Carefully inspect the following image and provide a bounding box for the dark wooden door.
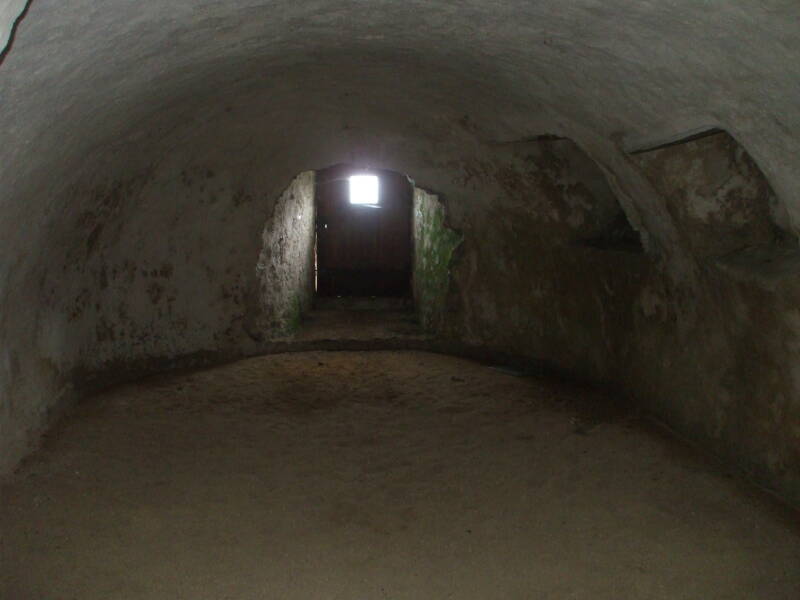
[316,165,412,297]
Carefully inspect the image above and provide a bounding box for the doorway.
[315,164,413,297]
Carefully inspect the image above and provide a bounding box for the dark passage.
[315,165,412,297]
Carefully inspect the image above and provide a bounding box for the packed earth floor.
[2,350,799,599]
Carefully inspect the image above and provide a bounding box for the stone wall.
[412,187,461,331]
[632,132,790,259]
[256,171,315,336]
[3,0,800,515]
[3,122,798,511]
[0,153,314,478]
[421,133,800,506]
[626,132,800,505]
[441,140,644,377]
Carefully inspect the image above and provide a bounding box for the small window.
[349,174,379,205]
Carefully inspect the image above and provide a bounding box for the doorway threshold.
[314,296,411,311]
[277,297,427,344]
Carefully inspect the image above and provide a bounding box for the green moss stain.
[413,189,462,332]
[282,293,304,334]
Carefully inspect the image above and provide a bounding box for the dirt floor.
[2,350,799,599]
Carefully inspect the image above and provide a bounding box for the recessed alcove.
[630,129,797,281]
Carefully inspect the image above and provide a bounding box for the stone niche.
[631,130,796,282]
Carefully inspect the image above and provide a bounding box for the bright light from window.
[349,175,379,205]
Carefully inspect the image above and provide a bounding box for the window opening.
[349,174,379,205]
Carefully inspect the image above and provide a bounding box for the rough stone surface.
[424,135,800,506]
[631,132,791,260]
[0,155,311,477]
[256,171,315,337]
[1,0,800,511]
[412,187,462,332]
[427,138,648,376]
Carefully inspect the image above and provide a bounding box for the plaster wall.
[421,134,800,506]
[0,151,315,477]
[2,0,800,509]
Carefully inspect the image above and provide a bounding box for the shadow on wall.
[3,127,800,511]
[419,130,800,507]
